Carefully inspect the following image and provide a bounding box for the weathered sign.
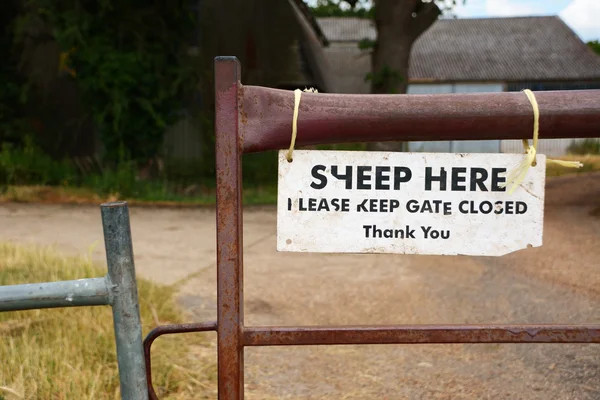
[277,150,545,256]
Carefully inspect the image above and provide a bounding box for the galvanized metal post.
[215,56,245,399]
[101,201,149,400]
[0,277,110,311]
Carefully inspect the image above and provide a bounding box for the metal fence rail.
[0,202,148,400]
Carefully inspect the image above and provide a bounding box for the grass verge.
[0,155,598,208]
[0,242,216,399]
[0,185,276,207]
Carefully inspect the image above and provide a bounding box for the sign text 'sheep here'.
[277,150,545,256]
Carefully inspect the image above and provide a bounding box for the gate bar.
[214,56,600,400]
[0,277,110,311]
[215,57,245,399]
[144,321,217,400]
[240,86,600,153]
[244,325,600,346]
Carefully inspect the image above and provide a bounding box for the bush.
[0,137,77,185]
[567,138,600,155]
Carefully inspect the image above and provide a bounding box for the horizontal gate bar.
[0,277,110,311]
[240,87,600,153]
[243,325,600,346]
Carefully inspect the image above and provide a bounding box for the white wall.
[407,83,504,153]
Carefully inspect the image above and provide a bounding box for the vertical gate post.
[215,56,245,399]
[101,202,149,400]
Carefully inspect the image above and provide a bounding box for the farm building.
[163,0,336,162]
[13,0,334,161]
[317,16,600,155]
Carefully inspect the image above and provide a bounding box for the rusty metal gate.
[141,56,600,399]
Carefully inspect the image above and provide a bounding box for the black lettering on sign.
[470,168,488,191]
[480,201,493,214]
[330,198,351,212]
[375,167,391,190]
[425,167,447,191]
[494,201,503,214]
[364,225,415,238]
[491,168,507,192]
[357,199,368,212]
[331,198,340,211]
[451,167,467,191]
[422,226,450,239]
[332,165,353,189]
[317,198,329,211]
[356,199,400,212]
[505,201,514,214]
[310,165,327,189]
[357,166,372,190]
[394,167,412,190]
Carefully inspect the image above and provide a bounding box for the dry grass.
[0,242,216,400]
[0,186,113,205]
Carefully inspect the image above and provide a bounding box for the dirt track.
[1,173,599,399]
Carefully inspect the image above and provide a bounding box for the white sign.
[277,150,545,256]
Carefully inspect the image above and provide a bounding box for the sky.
[452,0,600,41]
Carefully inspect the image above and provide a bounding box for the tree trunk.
[367,0,440,152]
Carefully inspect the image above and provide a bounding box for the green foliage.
[365,65,404,93]
[310,0,373,18]
[358,38,376,50]
[568,138,600,155]
[0,1,33,147]
[27,0,200,165]
[0,136,77,185]
[588,40,600,55]
[81,161,142,198]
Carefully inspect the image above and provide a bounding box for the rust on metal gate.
[142,56,600,399]
[215,57,245,400]
[239,86,600,153]
[243,325,600,346]
[144,322,217,400]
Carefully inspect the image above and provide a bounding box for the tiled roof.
[317,16,600,83]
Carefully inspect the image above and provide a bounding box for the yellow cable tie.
[500,89,583,194]
[286,88,318,162]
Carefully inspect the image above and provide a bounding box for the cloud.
[486,0,542,16]
[452,0,486,18]
[560,0,600,40]
[453,0,555,18]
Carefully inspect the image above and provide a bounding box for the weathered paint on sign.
[277,150,545,256]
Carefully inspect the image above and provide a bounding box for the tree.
[311,0,372,18]
[309,0,462,150]
[22,0,200,167]
[588,40,600,55]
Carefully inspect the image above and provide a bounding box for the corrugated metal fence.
[501,138,596,157]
